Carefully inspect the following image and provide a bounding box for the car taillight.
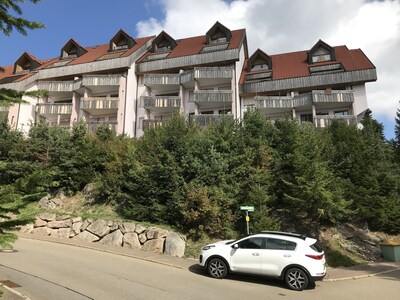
[305,254,324,260]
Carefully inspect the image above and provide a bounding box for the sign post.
[240,206,254,235]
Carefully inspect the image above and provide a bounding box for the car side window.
[265,238,296,251]
[237,237,265,249]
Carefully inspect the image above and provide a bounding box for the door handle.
[252,253,260,256]
[284,254,292,258]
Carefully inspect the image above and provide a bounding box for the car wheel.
[284,267,309,291]
[207,258,228,279]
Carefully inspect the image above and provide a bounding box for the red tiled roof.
[240,45,376,84]
[137,29,246,62]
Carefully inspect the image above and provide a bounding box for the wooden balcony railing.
[81,97,119,109]
[255,96,292,109]
[143,119,166,130]
[37,81,77,92]
[86,121,118,133]
[194,67,233,79]
[192,114,233,126]
[312,90,354,103]
[142,96,181,109]
[293,93,313,107]
[143,74,180,86]
[314,115,357,128]
[193,90,232,103]
[36,103,72,115]
[82,74,121,86]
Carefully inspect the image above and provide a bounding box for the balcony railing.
[81,97,119,110]
[36,103,72,115]
[179,70,194,84]
[142,96,181,109]
[255,96,292,109]
[314,115,357,128]
[312,90,354,103]
[193,90,232,103]
[143,119,166,130]
[192,114,233,126]
[47,121,71,128]
[82,74,121,86]
[37,81,77,92]
[294,93,313,107]
[143,74,180,86]
[86,121,118,133]
[194,67,233,79]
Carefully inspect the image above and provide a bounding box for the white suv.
[199,231,326,291]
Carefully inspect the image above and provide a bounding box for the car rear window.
[309,242,323,253]
[266,238,297,251]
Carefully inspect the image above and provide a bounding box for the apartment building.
[0,23,376,136]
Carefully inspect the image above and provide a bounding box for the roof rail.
[259,231,307,240]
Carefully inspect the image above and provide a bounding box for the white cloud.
[136,0,400,138]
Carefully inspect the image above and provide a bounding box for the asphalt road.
[0,238,399,300]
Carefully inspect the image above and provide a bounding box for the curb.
[0,283,31,300]
[323,266,400,282]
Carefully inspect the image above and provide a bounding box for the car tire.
[207,258,228,279]
[284,267,309,291]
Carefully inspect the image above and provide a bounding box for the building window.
[156,41,172,52]
[311,48,331,63]
[211,36,227,44]
[334,110,349,116]
[251,63,269,71]
[300,114,313,123]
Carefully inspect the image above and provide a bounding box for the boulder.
[142,238,165,253]
[81,219,92,232]
[19,224,34,234]
[57,228,72,239]
[32,227,51,236]
[47,219,72,229]
[72,221,83,235]
[34,217,48,227]
[146,227,168,240]
[74,231,100,243]
[122,222,136,234]
[83,183,96,204]
[138,233,147,244]
[56,215,70,221]
[86,220,110,238]
[72,216,82,223]
[38,213,56,222]
[164,232,186,257]
[123,232,141,249]
[101,230,123,246]
[135,224,146,234]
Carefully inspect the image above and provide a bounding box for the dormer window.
[109,29,136,52]
[247,49,272,73]
[60,39,87,59]
[151,31,177,53]
[206,21,232,45]
[13,52,41,74]
[308,40,335,64]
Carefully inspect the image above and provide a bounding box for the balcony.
[86,121,118,133]
[142,96,181,113]
[194,67,233,79]
[143,119,166,130]
[143,74,180,90]
[192,114,233,126]
[255,96,292,109]
[81,97,119,116]
[36,103,72,115]
[37,81,78,92]
[314,115,357,128]
[193,90,232,110]
[82,74,121,86]
[294,93,313,107]
[180,67,233,88]
[312,90,354,103]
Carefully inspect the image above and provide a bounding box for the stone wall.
[20,213,186,257]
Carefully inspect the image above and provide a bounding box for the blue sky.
[1,0,398,140]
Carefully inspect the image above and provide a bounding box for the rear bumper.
[310,272,326,282]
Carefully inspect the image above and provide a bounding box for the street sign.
[240,206,254,212]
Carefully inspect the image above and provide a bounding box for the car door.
[261,238,297,276]
[229,237,266,275]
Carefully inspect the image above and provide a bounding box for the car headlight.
[202,245,215,251]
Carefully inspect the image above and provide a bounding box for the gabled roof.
[60,38,88,59]
[109,29,136,51]
[151,31,177,52]
[308,39,336,64]
[247,48,272,72]
[206,21,232,44]
[13,51,42,74]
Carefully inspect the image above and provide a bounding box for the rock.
[74,231,100,243]
[83,183,96,204]
[145,227,168,240]
[123,232,141,249]
[142,238,165,253]
[86,220,110,238]
[57,228,72,238]
[138,233,147,244]
[38,213,56,222]
[101,230,123,246]
[164,232,186,257]
[20,224,34,233]
[72,217,82,223]
[56,215,70,221]
[47,219,72,229]
[34,217,48,227]
[108,221,119,231]
[72,221,83,235]
[32,227,51,236]
[81,219,92,232]
[122,222,136,233]
[135,224,146,234]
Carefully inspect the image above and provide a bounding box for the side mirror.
[232,244,239,249]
